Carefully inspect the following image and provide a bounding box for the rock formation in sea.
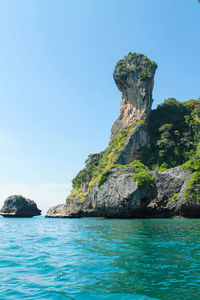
[0,195,41,217]
[110,52,157,143]
[46,52,200,219]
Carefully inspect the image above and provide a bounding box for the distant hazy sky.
[0,0,199,213]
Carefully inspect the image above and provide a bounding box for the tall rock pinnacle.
[110,52,157,143]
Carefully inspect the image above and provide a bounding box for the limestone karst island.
[1,1,200,299]
[46,52,200,219]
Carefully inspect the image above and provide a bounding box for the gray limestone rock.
[45,52,200,219]
[147,168,200,218]
[46,203,82,218]
[84,168,157,218]
[110,53,157,143]
[115,123,150,164]
[46,167,157,218]
[166,171,200,218]
[46,167,200,219]
[0,195,41,217]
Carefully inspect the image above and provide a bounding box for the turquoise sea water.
[0,217,200,300]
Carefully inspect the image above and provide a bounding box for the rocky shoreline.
[2,52,199,220]
[46,166,200,219]
[45,52,200,219]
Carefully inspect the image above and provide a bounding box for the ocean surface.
[0,217,200,300]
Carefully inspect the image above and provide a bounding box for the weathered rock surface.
[108,53,157,164]
[85,168,156,218]
[115,123,150,164]
[47,166,157,218]
[46,203,82,218]
[110,53,157,143]
[0,195,41,217]
[46,167,200,219]
[147,168,193,217]
[46,52,200,219]
[166,172,200,218]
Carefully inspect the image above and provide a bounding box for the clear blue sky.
[0,0,199,212]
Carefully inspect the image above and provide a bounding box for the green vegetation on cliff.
[115,52,157,81]
[130,162,154,188]
[54,51,200,216]
[180,156,200,174]
[97,169,112,188]
[141,98,200,170]
[72,153,103,189]
[115,160,154,188]
[72,125,135,190]
[184,172,200,204]
[71,98,200,203]
[70,125,138,202]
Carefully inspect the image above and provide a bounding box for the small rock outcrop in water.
[0,195,41,217]
[46,51,200,219]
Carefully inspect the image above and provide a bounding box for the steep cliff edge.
[46,52,200,218]
[110,53,157,164]
[110,52,157,143]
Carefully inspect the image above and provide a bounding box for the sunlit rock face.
[46,52,200,219]
[110,52,157,143]
[46,52,159,218]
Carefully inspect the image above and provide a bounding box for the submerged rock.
[0,195,41,217]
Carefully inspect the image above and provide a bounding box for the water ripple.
[0,217,200,299]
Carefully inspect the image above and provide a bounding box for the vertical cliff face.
[110,52,157,143]
[46,52,200,219]
[46,52,159,218]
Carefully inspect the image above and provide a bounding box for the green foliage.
[179,157,200,174]
[169,193,179,202]
[158,163,168,171]
[71,97,200,202]
[117,171,127,175]
[110,160,155,188]
[17,195,26,199]
[72,153,103,188]
[72,126,135,189]
[128,160,149,171]
[141,98,200,169]
[115,52,157,81]
[196,141,200,157]
[128,160,155,188]
[132,171,154,188]
[97,169,111,188]
[69,189,88,203]
[139,70,149,81]
[184,172,200,204]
